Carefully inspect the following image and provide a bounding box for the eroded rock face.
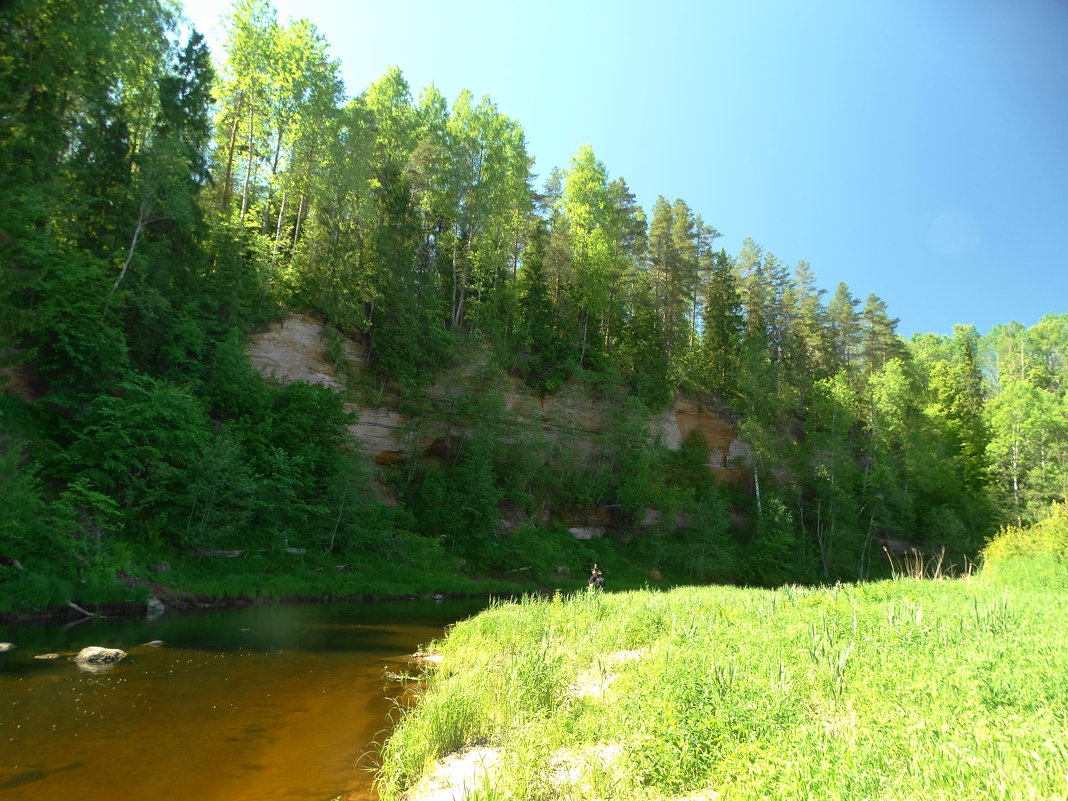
[246,316,752,491]
[567,526,606,540]
[247,316,413,461]
[74,646,127,666]
[246,315,361,390]
[504,380,608,439]
[653,399,752,484]
[347,405,411,461]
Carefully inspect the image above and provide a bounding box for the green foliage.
[0,438,70,565]
[497,524,593,580]
[680,489,739,582]
[0,569,76,612]
[744,494,799,586]
[57,376,208,535]
[982,315,1068,522]
[414,429,503,555]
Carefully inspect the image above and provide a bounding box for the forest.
[1,0,1066,611]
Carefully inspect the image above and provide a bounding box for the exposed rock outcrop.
[74,646,127,666]
[245,316,754,536]
[653,399,752,484]
[246,315,361,389]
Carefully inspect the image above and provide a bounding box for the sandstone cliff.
[247,315,752,515]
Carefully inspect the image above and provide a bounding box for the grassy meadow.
[374,508,1068,800]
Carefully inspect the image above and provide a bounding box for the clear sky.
[181,0,1068,337]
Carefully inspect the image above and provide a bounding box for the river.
[0,598,488,800]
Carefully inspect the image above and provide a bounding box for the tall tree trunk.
[261,129,286,234]
[221,96,244,212]
[327,496,345,552]
[240,103,256,220]
[451,233,471,330]
[579,309,589,367]
[1011,430,1021,520]
[859,512,875,579]
[103,198,158,319]
[292,194,306,245]
[451,238,460,328]
[272,190,288,259]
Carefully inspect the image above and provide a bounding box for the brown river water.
[0,598,487,801]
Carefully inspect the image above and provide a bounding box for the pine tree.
[859,293,906,374]
[698,249,743,398]
[827,281,861,372]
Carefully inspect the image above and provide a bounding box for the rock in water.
[146,595,165,619]
[0,642,14,653]
[74,646,127,665]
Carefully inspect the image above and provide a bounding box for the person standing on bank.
[588,564,604,589]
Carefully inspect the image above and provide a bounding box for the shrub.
[981,503,1068,588]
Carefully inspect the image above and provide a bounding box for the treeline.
[1,0,1065,604]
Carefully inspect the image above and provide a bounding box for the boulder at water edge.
[74,646,127,665]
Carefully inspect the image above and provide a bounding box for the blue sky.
[182,0,1068,337]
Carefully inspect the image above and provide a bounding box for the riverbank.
[375,549,1068,799]
[0,538,695,624]
[0,555,535,625]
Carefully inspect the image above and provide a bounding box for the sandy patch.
[409,651,443,664]
[570,649,645,699]
[405,747,500,801]
[549,743,624,787]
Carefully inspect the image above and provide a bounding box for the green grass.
[374,512,1068,800]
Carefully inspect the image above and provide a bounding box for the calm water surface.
[0,598,487,801]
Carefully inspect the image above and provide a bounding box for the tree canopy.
[1,0,1064,606]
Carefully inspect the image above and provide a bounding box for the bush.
[499,524,592,580]
[743,495,798,586]
[981,503,1068,588]
[982,503,1068,563]
[0,568,74,612]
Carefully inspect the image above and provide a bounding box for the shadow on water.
[0,763,83,790]
[0,598,487,801]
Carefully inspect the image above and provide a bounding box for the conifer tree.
[827,281,861,371]
[698,249,743,398]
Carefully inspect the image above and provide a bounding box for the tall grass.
[375,510,1068,800]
